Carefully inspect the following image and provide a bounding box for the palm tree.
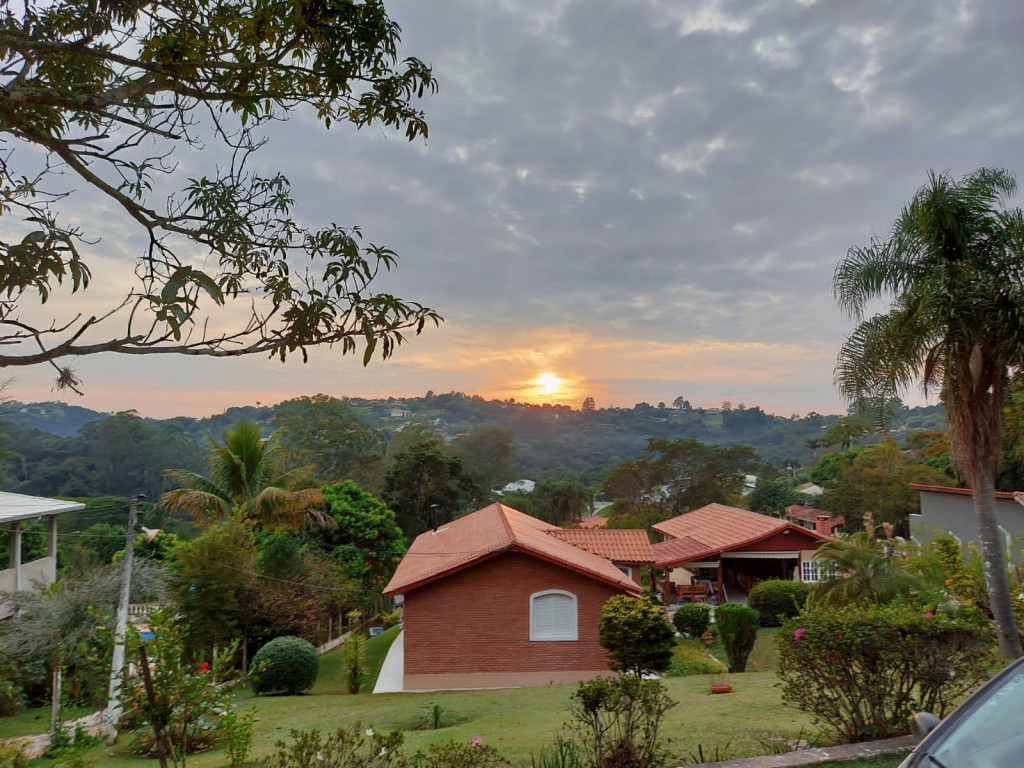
[160,421,330,529]
[808,532,917,608]
[834,167,1024,658]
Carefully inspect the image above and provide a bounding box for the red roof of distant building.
[651,503,828,568]
[579,515,609,528]
[546,528,654,565]
[785,504,844,531]
[384,503,643,597]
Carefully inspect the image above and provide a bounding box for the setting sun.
[535,372,562,395]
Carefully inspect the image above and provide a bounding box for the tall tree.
[383,441,478,537]
[160,421,329,530]
[0,0,439,392]
[273,395,386,490]
[448,425,517,497]
[834,167,1024,658]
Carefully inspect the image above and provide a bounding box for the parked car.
[899,656,1024,768]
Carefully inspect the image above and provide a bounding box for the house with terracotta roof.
[650,503,830,605]
[909,484,1024,563]
[578,514,609,529]
[383,502,646,691]
[784,504,844,536]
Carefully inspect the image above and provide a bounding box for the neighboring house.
[785,504,844,536]
[383,502,642,691]
[794,482,825,497]
[650,503,831,604]
[909,484,1024,563]
[578,515,609,529]
[1,492,85,618]
[499,479,536,495]
[545,528,653,582]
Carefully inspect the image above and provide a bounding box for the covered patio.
[649,503,831,606]
[1,492,85,618]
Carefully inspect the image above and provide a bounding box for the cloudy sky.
[7,0,1024,418]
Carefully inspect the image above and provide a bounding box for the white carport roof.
[0,492,85,524]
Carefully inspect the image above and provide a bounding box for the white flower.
[365,728,375,736]
[380,747,387,756]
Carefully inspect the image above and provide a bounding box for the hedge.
[747,579,810,627]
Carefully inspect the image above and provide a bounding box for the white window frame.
[530,590,578,641]
[616,565,633,579]
[801,559,837,584]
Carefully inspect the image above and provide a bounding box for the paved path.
[689,734,916,768]
[373,629,404,693]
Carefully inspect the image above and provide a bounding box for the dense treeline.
[1,394,950,501]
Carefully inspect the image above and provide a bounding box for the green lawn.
[1,628,893,767]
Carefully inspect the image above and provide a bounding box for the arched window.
[530,590,578,641]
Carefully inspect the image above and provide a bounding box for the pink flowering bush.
[777,604,993,743]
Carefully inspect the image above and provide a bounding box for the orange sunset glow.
[535,372,562,395]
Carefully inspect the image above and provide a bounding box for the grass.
[0,704,95,739]
[0,627,879,767]
[41,670,819,767]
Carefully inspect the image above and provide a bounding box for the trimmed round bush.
[672,603,712,637]
[251,636,319,695]
[747,579,810,627]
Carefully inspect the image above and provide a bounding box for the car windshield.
[926,665,1024,768]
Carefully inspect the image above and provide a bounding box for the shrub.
[0,740,27,768]
[216,708,257,768]
[777,604,994,743]
[342,632,367,694]
[408,740,509,768]
[598,596,675,676]
[251,636,319,695]
[261,724,404,768]
[672,603,712,637]
[568,677,676,768]
[747,580,810,627]
[260,725,506,768]
[714,603,759,673]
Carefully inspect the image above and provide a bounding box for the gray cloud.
[10,0,1024,415]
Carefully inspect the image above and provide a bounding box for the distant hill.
[2,401,108,437]
[1,394,948,485]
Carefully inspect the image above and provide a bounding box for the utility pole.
[105,494,142,743]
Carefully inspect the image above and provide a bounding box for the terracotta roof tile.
[650,503,828,567]
[579,515,609,528]
[384,503,642,597]
[546,528,654,564]
[651,536,710,568]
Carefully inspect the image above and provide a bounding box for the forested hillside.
[1,394,948,501]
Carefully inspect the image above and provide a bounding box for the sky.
[6,0,1024,419]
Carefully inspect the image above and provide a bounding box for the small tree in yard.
[714,603,759,673]
[599,596,675,676]
[122,610,237,768]
[568,676,676,768]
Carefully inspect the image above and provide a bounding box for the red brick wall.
[403,551,622,676]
